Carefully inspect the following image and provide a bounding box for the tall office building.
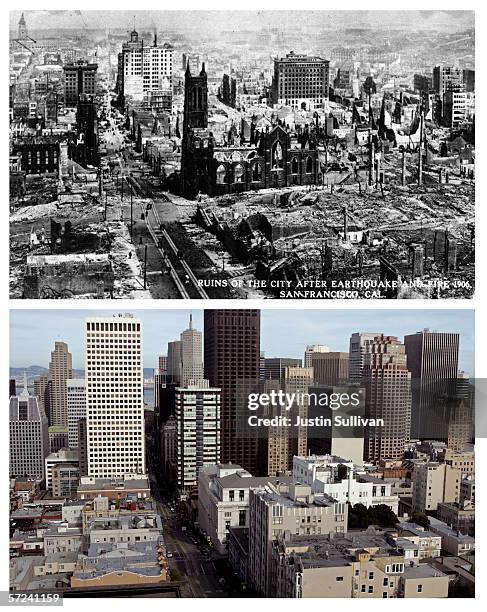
[204,310,261,474]
[281,366,313,466]
[9,375,49,479]
[154,368,168,414]
[433,65,464,96]
[311,352,349,386]
[85,314,145,478]
[362,335,412,463]
[262,357,301,381]
[34,373,52,424]
[167,340,182,384]
[404,329,459,440]
[66,379,86,449]
[158,355,168,371]
[304,344,329,368]
[118,30,174,101]
[272,52,329,110]
[180,314,204,386]
[348,332,380,382]
[48,342,73,427]
[9,378,16,398]
[63,60,98,106]
[175,381,221,494]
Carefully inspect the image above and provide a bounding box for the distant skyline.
[10,309,474,375]
[9,10,474,33]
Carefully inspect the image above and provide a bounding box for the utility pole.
[418,109,424,186]
[401,149,406,186]
[368,136,374,187]
[144,244,147,289]
[130,185,133,239]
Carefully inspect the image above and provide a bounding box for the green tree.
[348,503,369,529]
[372,504,398,528]
[411,512,430,530]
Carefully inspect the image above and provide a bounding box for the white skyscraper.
[9,374,49,479]
[85,314,145,478]
[67,379,86,448]
[180,314,204,387]
[121,30,174,100]
[304,344,330,368]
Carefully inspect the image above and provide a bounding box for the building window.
[336,576,344,582]
[306,156,313,174]
[272,142,284,169]
[216,164,226,184]
[234,163,244,183]
[252,163,262,182]
[291,157,299,174]
[417,584,423,593]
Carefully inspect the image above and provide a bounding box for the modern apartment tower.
[404,330,460,440]
[85,314,145,478]
[204,310,261,474]
[175,381,221,494]
[362,335,412,463]
[9,375,49,479]
[48,341,73,427]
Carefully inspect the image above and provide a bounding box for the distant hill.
[10,367,154,384]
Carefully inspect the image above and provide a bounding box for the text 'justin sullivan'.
[247,415,384,428]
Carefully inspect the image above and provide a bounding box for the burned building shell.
[181,64,320,199]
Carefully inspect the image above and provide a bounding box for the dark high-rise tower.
[404,329,460,440]
[204,310,261,474]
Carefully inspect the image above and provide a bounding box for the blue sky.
[10,309,475,375]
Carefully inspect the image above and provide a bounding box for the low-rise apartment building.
[248,482,347,596]
[198,463,292,554]
[293,455,399,513]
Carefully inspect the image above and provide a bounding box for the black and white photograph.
[9,10,475,300]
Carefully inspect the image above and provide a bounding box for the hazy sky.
[9,10,474,33]
[10,309,474,374]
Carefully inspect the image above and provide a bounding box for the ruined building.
[180,64,320,199]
